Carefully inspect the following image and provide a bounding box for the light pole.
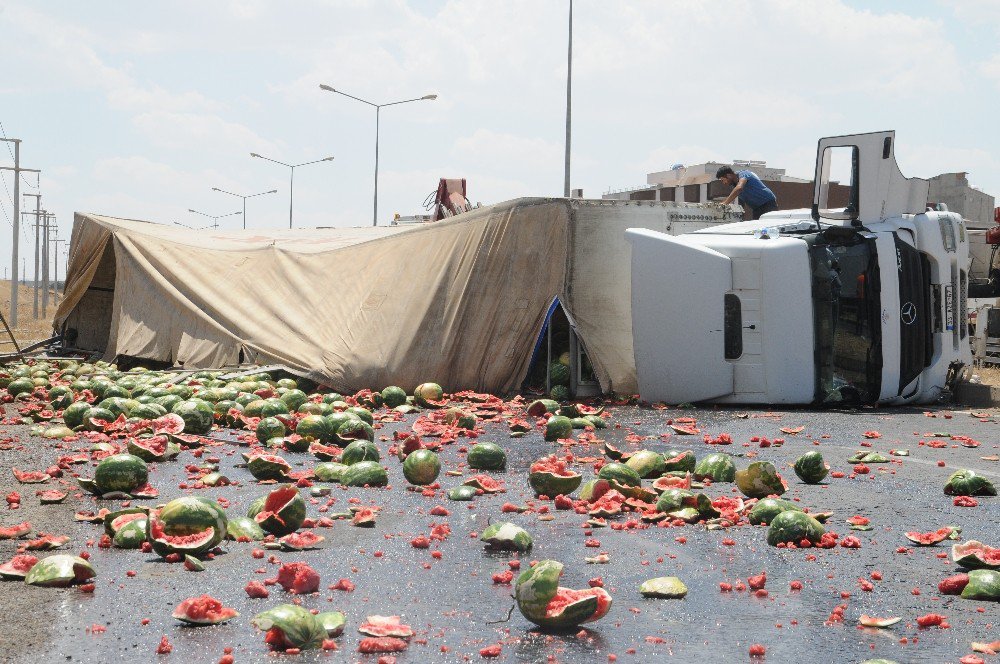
[319,84,437,226]
[564,0,573,198]
[249,153,334,229]
[211,187,277,229]
[186,209,242,230]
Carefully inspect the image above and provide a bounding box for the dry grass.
[0,279,58,349]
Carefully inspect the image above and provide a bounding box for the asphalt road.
[0,401,998,664]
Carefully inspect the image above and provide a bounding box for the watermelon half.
[515,559,612,630]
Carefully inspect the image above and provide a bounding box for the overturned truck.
[54,198,741,397]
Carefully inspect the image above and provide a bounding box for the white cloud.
[130,111,282,155]
[981,53,1000,87]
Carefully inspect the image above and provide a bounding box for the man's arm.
[721,177,748,205]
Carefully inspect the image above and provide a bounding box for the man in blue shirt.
[716,166,778,220]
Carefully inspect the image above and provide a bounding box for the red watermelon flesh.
[109,512,147,534]
[172,595,238,625]
[905,528,953,546]
[133,436,168,456]
[0,554,38,579]
[546,586,613,623]
[278,531,324,550]
[150,520,216,550]
[276,562,320,594]
[0,522,32,539]
[359,615,414,638]
[530,455,578,477]
[12,468,49,484]
[358,637,409,653]
[153,414,185,434]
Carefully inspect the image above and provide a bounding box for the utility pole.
[23,194,41,318]
[0,138,40,329]
[52,235,64,305]
[41,213,53,319]
[563,0,573,198]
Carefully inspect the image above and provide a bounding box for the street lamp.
[319,84,437,226]
[250,153,334,228]
[186,208,242,230]
[211,187,278,229]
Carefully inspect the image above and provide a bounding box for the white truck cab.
[627,131,971,406]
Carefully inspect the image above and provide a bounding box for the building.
[603,159,850,216]
[927,172,996,228]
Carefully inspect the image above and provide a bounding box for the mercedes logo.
[900,301,917,325]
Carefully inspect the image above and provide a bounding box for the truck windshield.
[808,232,882,404]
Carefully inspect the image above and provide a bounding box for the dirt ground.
[0,279,58,348]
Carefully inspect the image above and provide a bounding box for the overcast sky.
[1,0,999,279]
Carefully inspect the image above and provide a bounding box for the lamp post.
[210,187,277,229]
[249,153,334,228]
[186,209,242,230]
[318,84,436,226]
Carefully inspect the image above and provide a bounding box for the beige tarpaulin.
[55,197,740,394]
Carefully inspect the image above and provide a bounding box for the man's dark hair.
[716,166,735,179]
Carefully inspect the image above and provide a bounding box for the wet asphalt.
[0,402,998,664]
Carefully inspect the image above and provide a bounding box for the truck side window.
[724,294,743,360]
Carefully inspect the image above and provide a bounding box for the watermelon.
[413,382,445,408]
[126,435,179,463]
[279,531,325,551]
[380,386,408,408]
[62,401,92,429]
[447,485,477,501]
[694,453,736,482]
[467,442,507,471]
[335,419,375,445]
[226,516,266,541]
[402,449,441,486]
[247,454,292,481]
[960,569,1000,601]
[625,450,665,479]
[171,400,213,435]
[24,554,96,587]
[515,559,611,630]
[317,611,346,638]
[549,362,570,387]
[481,522,533,552]
[952,541,1000,570]
[276,562,320,594]
[340,461,388,487]
[748,498,803,525]
[345,406,374,425]
[313,462,348,482]
[252,604,326,651]
[904,527,956,546]
[256,417,286,444]
[662,449,696,473]
[295,415,330,443]
[280,389,308,411]
[527,399,559,417]
[103,508,148,538]
[529,455,583,497]
[93,454,149,495]
[254,485,306,537]
[793,451,829,484]
[113,519,148,549]
[544,416,573,441]
[442,407,476,430]
[766,510,825,546]
[342,440,380,466]
[735,461,786,499]
[259,398,289,418]
[358,615,414,638]
[597,462,641,488]
[0,554,38,580]
[147,496,227,557]
[944,469,997,497]
[639,576,688,598]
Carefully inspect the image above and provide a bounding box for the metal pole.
[22,193,41,318]
[564,0,573,198]
[41,213,49,318]
[11,140,19,328]
[242,197,247,230]
[53,236,62,305]
[289,166,294,229]
[373,106,380,227]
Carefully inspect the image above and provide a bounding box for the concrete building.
[604,160,849,218]
[927,172,996,228]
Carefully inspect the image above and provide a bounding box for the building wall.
[927,173,995,227]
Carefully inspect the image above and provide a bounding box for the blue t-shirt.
[736,170,776,208]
